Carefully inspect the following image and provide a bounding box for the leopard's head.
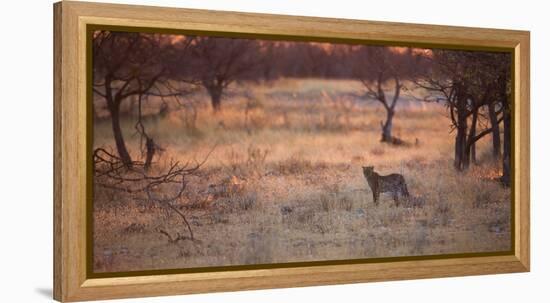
[362,166,374,176]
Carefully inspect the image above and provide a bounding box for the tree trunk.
[104,76,133,166]
[207,85,223,112]
[468,142,477,165]
[144,137,156,171]
[454,132,466,171]
[454,93,468,171]
[502,98,511,187]
[470,141,476,165]
[381,108,394,142]
[488,101,501,159]
[109,105,133,166]
[466,107,479,167]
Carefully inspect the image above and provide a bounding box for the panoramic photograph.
[91,30,512,273]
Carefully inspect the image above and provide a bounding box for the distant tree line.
[92,31,512,185]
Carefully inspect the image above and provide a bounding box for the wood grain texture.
[514,33,530,270]
[53,2,63,300]
[53,1,530,301]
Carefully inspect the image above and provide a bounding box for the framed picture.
[53,1,530,301]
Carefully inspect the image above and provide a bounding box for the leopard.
[362,166,409,206]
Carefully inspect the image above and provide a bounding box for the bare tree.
[93,31,194,166]
[413,50,511,173]
[414,50,475,170]
[189,37,262,112]
[93,145,216,241]
[353,46,414,143]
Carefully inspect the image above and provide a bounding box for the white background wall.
[0,0,547,302]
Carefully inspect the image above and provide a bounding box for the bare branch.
[93,144,217,242]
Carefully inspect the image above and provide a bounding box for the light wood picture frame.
[53,1,530,302]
